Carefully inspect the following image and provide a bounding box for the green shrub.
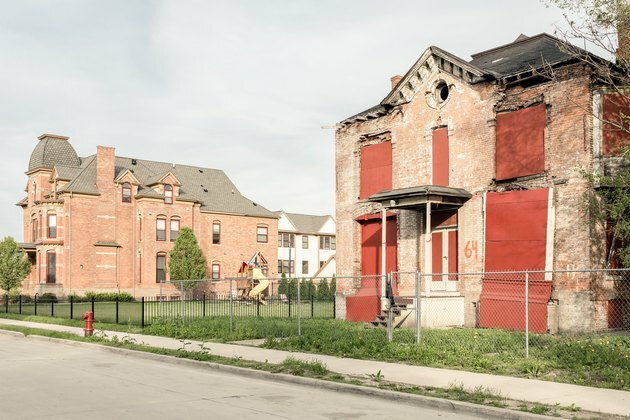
[83,291,135,302]
[38,293,58,303]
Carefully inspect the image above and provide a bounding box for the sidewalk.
[0,318,628,417]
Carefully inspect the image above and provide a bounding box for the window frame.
[47,214,57,239]
[302,260,309,274]
[46,251,56,284]
[211,263,221,280]
[170,218,180,242]
[257,225,268,243]
[156,253,167,283]
[212,222,221,245]
[32,218,38,242]
[122,182,132,203]
[164,184,173,204]
[302,235,308,249]
[156,217,167,241]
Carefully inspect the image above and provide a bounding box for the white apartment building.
[276,211,336,278]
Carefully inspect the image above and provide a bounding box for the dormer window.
[164,184,173,204]
[122,182,132,203]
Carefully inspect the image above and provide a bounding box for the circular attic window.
[435,81,450,104]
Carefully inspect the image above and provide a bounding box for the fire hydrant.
[82,311,94,337]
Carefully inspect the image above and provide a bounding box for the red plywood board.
[360,142,392,198]
[432,128,449,186]
[602,94,630,156]
[479,279,551,332]
[496,104,546,180]
[346,294,380,322]
[485,189,549,272]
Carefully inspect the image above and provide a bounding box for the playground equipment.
[248,268,270,303]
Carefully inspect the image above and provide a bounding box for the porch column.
[424,202,432,295]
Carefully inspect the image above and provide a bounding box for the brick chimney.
[390,75,403,90]
[617,7,629,65]
[96,146,115,192]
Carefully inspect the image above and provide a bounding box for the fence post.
[311,293,314,318]
[70,295,73,320]
[91,296,95,317]
[387,274,393,343]
[416,271,421,345]
[115,296,119,324]
[34,295,37,315]
[229,277,234,332]
[19,295,22,315]
[332,294,336,319]
[525,270,529,358]
[4,293,7,313]
[141,297,145,328]
[203,293,206,318]
[51,298,54,317]
[297,278,301,336]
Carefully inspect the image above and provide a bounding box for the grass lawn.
[1,311,628,391]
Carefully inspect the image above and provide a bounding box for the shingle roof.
[280,212,332,234]
[53,165,82,181]
[28,134,81,172]
[56,152,275,218]
[468,33,578,77]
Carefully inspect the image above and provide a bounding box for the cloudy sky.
[0,0,598,239]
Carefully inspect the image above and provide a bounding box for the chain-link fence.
[2,269,628,359]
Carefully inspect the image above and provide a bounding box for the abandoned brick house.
[335,33,629,333]
[18,135,278,298]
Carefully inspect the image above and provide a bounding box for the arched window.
[47,214,57,238]
[32,218,38,241]
[164,184,173,204]
[156,216,166,241]
[170,217,180,242]
[46,251,56,284]
[212,221,221,244]
[122,182,132,203]
[156,253,167,283]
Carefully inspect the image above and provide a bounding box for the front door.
[430,210,458,291]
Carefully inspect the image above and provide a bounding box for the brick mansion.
[18,135,278,297]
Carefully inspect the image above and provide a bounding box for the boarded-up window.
[360,142,392,199]
[602,93,630,156]
[432,128,449,186]
[495,104,546,181]
[484,188,549,272]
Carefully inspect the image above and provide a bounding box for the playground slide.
[248,268,269,302]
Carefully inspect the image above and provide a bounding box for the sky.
[0,0,594,239]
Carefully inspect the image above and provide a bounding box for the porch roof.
[368,185,472,209]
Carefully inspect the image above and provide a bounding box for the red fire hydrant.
[82,311,94,337]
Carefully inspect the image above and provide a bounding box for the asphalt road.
[0,334,486,420]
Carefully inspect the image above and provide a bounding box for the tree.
[169,227,206,297]
[318,279,330,300]
[0,237,31,295]
[278,273,288,297]
[330,276,336,297]
[546,0,630,267]
[288,278,298,300]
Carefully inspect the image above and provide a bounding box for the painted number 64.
[464,240,478,260]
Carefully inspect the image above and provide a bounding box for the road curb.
[1,329,550,420]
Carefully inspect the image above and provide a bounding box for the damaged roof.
[340,33,605,125]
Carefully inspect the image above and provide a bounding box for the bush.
[84,291,135,302]
[38,293,58,303]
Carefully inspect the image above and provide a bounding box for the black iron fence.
[0,293,336,327]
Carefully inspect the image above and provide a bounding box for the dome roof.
[28,134,81,172]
